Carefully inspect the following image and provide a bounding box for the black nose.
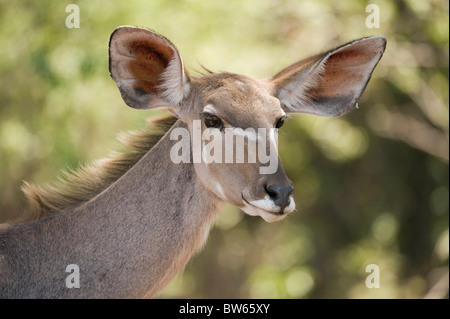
[265,185,294,210]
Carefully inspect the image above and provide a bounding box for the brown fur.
[20,114,177,222]
[0,27,385,298]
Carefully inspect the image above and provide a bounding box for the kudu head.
[109,26,386,222]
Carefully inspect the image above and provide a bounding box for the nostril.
[265,185,294,209]
[264,185,278,199]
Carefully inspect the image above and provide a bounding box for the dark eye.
[203,113,224,129]
[275,117,285,129]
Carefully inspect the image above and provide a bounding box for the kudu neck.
[80,119,224,297]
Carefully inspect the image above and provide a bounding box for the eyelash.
[275,115,289,129]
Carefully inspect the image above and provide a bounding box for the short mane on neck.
[20,114,178,222]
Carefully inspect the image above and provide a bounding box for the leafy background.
[0,0,448,298]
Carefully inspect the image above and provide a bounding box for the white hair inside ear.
[270,36,386,117]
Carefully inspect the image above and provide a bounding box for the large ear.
[269,36,386,117]
[109,26,190,111]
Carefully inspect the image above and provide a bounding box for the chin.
[241,203,294,223]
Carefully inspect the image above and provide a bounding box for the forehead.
[197,73,283,127]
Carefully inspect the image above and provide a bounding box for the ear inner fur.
[270,36,386,117]
[109,26,190,110]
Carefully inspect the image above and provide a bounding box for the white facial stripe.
[228,127,279,144]
[203,104,217,114]
[215,182,225,199]
[228,127,259,142]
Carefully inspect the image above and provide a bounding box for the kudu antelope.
[0,26,386,298]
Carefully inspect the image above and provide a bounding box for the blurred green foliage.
[0,0,448,298]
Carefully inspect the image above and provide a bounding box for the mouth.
[242,195,285,214]
[241,194,295,223]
